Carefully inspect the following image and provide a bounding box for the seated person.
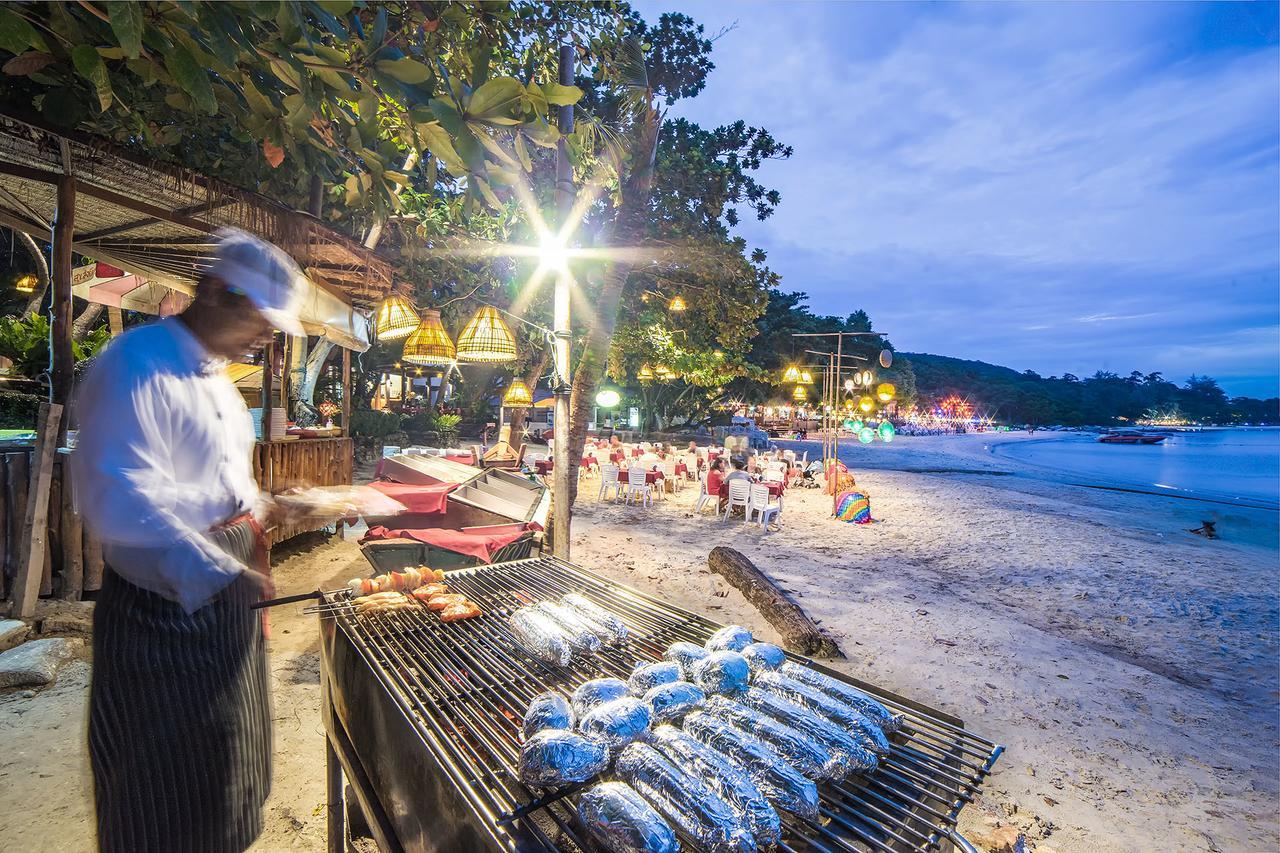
[724,457,754,485]
[705,458,727,504]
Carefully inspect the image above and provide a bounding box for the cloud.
[633,1,1279,395]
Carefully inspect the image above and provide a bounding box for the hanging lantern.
[852,372,863,387]
[13,273,37,294]
[862,370,874,386]
[792,385,808,401]
[668,295,687,312]
[637,364,655,381]
[781,365,802,384]
[502,379,534,407]
[859,427,875,444]
[843,378,855,392]
[596,388,622,408]
[654,364,676,381]
[859,395,874,413]
[317,400,339,420]
[799,370,814,386]
[878,421,896,442]
[456,306,517,362]
[843,398,855,410]
[852,418,864,432]
[879,349,893,369]
[876,382,896,403]
[401,309,456,366]
[374,292,420,341]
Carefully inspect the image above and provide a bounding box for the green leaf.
[540,82,583,107]
[473,129,519,169]
[523,117,560,149]
[71,45,112,112]
[416,121,467,175]
[465,77,524,125]
[167,44,217,115]
[242,77,275,117]
[374,56,432,85]
[315,0,354,13]
[107,1,143,59]
[514,132,532,171]
[0,7,48,53]
[472,176,502,210]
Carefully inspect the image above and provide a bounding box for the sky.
[632,1,1280,397]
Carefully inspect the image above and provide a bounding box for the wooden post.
[14,402,62,618]
[107,306,124,336]
[341,347,352,435]
[61,462,83,600]
[261,337,275,441]
[51,175,75,432]
[83,526,103,592]
[280,334,293,424]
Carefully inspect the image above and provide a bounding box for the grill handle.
[948,830,979,853]
[496,780,592,826]
[252,589,325,610]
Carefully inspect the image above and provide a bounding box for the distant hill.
[900,352,1276,426]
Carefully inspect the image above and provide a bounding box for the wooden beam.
[341,347,352,435]
[13,403,61,618]
[261,338,275,442]
[51,175,74,418]
[78,198,236,241]
[60,462,83,600]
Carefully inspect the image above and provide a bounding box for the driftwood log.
[707,546,843,659]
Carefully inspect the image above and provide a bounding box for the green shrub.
[0,390,41,429]
[348,409,402,439]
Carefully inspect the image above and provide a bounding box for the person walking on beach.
[72,230,305,853]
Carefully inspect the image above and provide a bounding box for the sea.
[992,428,1280,510]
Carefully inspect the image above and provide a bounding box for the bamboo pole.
[14,402,62,618]
[51,175,75,431]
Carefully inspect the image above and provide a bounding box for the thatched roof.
[0,109,392,306]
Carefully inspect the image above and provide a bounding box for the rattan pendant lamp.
[502,379,534,407]
[456,305,517,363]
[374,288,420,341]
[401,309,456,366]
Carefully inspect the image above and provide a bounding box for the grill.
[316,557,1003,853]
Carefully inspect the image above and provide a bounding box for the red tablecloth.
[631,448,643,457]
[675,462,688,476]
[361,522,538,563]
[367,480,456,515]
[623,471,662,486]
[535,457,596,475]
[609,452,624,464]
[718,480,783,499]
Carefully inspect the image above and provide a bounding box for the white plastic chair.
[599,465,623,501]
[747,483,781,530]
[694,477,717,514]
[763,467,785,484]
[660,459,680,493]
[723,480,751,521]
[625,467,652,507]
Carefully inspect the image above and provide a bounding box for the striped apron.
[89,518,272,853]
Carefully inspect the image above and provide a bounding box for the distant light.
[596,389,621,408]
[14,274,37,294]
[538,233,569,272]
[668,295,687,312]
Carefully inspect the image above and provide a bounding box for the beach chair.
[661,459,680,493]
[747,483,781,531]
[723,480,752,522]
[694,477,717,515]
[599,465,623,501]
[624,467,653,507]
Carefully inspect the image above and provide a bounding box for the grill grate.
[324,557,1003,852]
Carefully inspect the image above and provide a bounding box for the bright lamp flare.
[668,295,687,312]
[654,364,676,380]
[793,385,808,401]
[799,370,814,385]
[374,292,419,341]
[14,273,37,294]
[502,379,534,407]
[537,233,570,272]
[637,364,655,381]
[859,395,875,413]
[596,389,621,408]
[781,365,802,384]
[876,382,896,403]
[843,378,854,392]
[456,306,517,363]
[859,427,875,444]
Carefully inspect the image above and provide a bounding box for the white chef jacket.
[72,317,263,613]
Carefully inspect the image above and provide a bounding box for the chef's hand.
[237,568,276,600]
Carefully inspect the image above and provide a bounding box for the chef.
[72,229,305,853]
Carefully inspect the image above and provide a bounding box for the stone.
[968,824,1025,853]
[0,637,82,689]
[0,619,30,652]
[40,612,92,636]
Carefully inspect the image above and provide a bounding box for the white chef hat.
[206,228,305,335]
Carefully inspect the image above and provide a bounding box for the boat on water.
[1098,431,1167,445]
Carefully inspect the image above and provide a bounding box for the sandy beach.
[1,433,1276,852]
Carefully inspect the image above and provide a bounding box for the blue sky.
[632,2,1280,397]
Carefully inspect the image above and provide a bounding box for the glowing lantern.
[637,364,655,381]
[596,388,621,408]
[373,292,420,341]
[858,427,875,444]
[843,378,855,392]
[502,379,534,407]
[799,370,814,385]
[401,309,456,366]
[876,382,896,403]
[843,398,855,410]
[317,400,339,419]
[654,364,676,380]
[852,372,863,387]
[793,385,808,401]
[862,370,874,386]
[781,365,802,384]
[456,306,517,362]
[14,273,37,294]
[878,421,896,442]
[668,295,687,312]
[858,395,874,413]
[852,419,864,432]
[879,349,893,369]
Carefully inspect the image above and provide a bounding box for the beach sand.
[0,434,1275,852]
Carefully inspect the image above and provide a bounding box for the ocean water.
[992,428,1280,509]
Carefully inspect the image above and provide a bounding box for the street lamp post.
[552,43,575,559]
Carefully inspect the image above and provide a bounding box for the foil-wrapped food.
[755,670,891,756]
[533,602,602,654]
[628,661,681,696]
[643,680,706,724]
[691,650,751,695]
[741,642,786,673]
[738,687,877,773]
[682,711,820,821]
[704,624,754,652]
[522,691,574,740]
[648,724,782,847]
[703,695,840,779]
[561,593,629,645]
[779,661,904,733]
[615,742,754,853]
[578,697,653,749]
[509,608,572,667]
[577,782,679,853]
[518,729,608,787]
[572,678,631,718]
[663,641,710,679]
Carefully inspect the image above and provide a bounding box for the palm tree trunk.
[15,230,50,317]
[71,303,104,339]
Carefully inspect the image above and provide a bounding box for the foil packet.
[691,650,751,695]
[663,641,710,679]
[738,687,877,773]
[755,670,891,756]
[741,642,786,673]
[577,782,679,853]
[578,697,653,750]
[561,593,629,645]
[648,724,782,847]
[533,602,602,654]
[682,711,820,821]
[628,661,681,696]
[643,680,706,724]
[779,661,904,733]
[572,678,630,718]
[615,741,754,853]
[703,695,839,780]
[522,691,574,740]
[518,729,608,787]
[705,624,754,653]
[509,608,572,666]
